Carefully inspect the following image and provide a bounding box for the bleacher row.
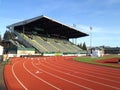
[10,32,82,53]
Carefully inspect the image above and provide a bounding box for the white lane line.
[23,60,61,90]
[39,61,120,90]
[49,60,120,79]
[32,61,93,90]
[44,61,120,84]
[12,60,28,90]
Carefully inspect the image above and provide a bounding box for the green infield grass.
[74,55,120,68]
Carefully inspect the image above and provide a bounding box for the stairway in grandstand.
[9,39,25,48]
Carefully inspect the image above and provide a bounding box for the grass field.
[74,55,120,68]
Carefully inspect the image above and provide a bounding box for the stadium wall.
[0,45,3,61]
[17,48,35,55]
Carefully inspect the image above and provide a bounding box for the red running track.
[4,56,120,90]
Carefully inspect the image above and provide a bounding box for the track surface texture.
[4,56,120,90]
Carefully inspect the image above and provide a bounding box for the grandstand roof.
[7,15,88,38]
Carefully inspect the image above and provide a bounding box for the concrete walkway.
[0,62,7,90]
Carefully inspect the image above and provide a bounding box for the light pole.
[90,26,92,54]
[73,24,76,44]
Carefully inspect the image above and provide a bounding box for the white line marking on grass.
[41,61,120,89]
[23,60,61,90]
[32,61,93,90]
[12,60,28,90]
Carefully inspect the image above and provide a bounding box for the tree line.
[0,30,15,46]
[77,42,87,50]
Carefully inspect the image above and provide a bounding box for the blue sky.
[0,0,120,47]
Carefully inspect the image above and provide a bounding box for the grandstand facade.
[5,15,88,56]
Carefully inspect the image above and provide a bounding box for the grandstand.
[5,15,88,56]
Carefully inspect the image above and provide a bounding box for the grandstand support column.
[73,24,76,45]
[72,39,74,44]
[75,38,77,45]
[22,25,25,34]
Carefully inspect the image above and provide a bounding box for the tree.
[77,43,82,49]
[0,36,1,41]
[79,43,83,49]
[3,31,14,40]
[82,42,87,50]
[0,33,2,45]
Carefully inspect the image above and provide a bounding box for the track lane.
[4,59,24,90]
[23,60,61,90]
[13,59,59,90]
[12,59,27,90]
[42,59,120,84]
[46,57,120,80]
[63,57,120,76]
[28,59,92,90]
[32,59,120,90]
[37,58,120,89]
